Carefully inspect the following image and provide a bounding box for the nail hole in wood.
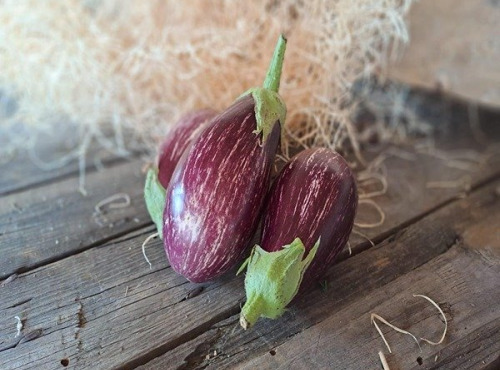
[60,358,69,367]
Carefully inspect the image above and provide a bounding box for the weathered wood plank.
[0,159,149,279]
[135,316,240,370]
[238,245,499,370]
[0,223,242,369]
[132,181,500,369]
[346,80,500,251]
[0,175,498,370]
[0,147,127,197]
[409,318,500,370]
[236,219,500,370]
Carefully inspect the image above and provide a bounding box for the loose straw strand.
[141,232,159,269]
[355,199,386,228]
[371,313,421,353]
[94,193,131,213]
[371,294,448,354]
[378,351,390,370]
[352,229,375,247]
[413,294,448,346]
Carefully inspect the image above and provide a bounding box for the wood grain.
[0,224,243,369]
[129,181,500,370]
[3,174,498,369]
[0,159,149,279]
[238,244,499,370]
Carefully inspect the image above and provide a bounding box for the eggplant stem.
[240,294,264,329]
[263,34,287,93]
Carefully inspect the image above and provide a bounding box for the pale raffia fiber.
[0,0,414,172]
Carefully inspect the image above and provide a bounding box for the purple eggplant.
[262,147,357,283]
[163,35,288,283]
[144,109,217,238]
[239,148,357,328]
[157,109,217,189]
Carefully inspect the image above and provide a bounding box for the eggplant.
[238,147,357,328]
[163,35,288,283]
[157,109,218,188]
[144,109,217,238]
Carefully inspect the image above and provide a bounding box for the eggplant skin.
[163,95,280,283]
[261,148,357,287]
[157,109,218,189]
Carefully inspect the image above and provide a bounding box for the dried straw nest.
[0,0,413,172]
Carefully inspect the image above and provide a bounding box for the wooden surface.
[1,85,499,369]
[388,0,500,108]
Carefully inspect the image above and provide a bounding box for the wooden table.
[1,84,499,369]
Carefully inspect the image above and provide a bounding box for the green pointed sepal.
[144,167,166,239]
[239,87,286,144]
[236,34,287,144]
[237,237,320,329]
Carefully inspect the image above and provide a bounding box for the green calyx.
[244,87,286,144]
[237,237,320,329]
[239,34,287,144]
[144,168,166,239]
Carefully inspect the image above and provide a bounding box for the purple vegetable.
[261,147,357,285]
[144,109,217,239]
[238,147,357,328]
[157,109,217,188]
[163,36,288,283]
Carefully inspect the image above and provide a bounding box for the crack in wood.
[337,169,500,265]
[80,265,173,302]
[77,301,86,329]
[17,329,43,345]
[180,286,205,303]
[120,303,242,370]
[0,221,152,281]
[88,279,191,325]
[168,317,241,369]
[175,329,224,370]
[419,317,500,370]
[97,225,158,249]
[0,329,43,352]
[483,354,500,370]
[5,298,32,309]
[0,155,134,198]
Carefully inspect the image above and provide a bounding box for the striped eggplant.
[144,109,217,238]
[157,109,218,188]
[238,147,357,328]
[163,35,288,283]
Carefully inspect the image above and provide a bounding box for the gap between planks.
[336,168,500,263]
[0,153,137,198]
[5,222,153,279]
[0,158,150,280]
